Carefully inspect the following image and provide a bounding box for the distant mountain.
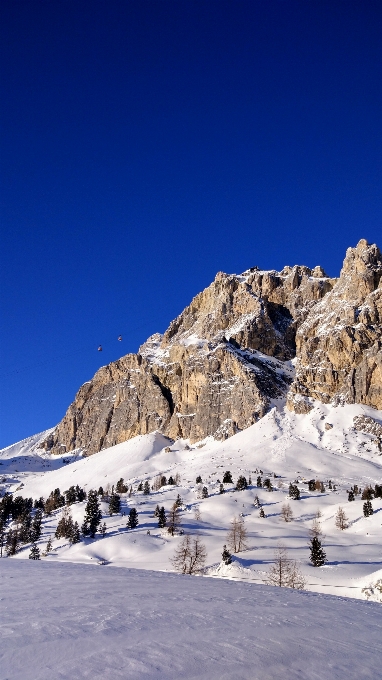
[40,239,382,457]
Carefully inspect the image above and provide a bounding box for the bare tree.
[281,502,293,522]
[227,516,248,553]
[309,517,324,540]
[264,545,305,590]
[174,472,181,486]
[194,506,201,521]
[170,534,207,575]
[152,474,163,492]
[167,503,182,536]
[335,506,349,530]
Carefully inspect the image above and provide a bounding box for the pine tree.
[69,521,81,544]
[81,490,102,538]
[100,522,107,537]
[257,475,262,487]
[259,507,265,518]
[223,471,233,484]
[154,504,160,517]
[65,486,77,505]
[6,528,19,556]
[175,493,183,507]
[309,537,326,566]
[363,500,373,517]
[219,483,224,494]
[75,486,86,502]
[30,509,43,542]
[202,486,208,499]
[236,475,248,491]
[116,478,128,493]
[143,481,150,495]
[157,507,167,528]
[45,536,53,553]
[222,544,232,565]
[29,543,40,560]
[127,508,139,529]
[289,483,301,500]
[196,475,202,484]
[348,490,355,502]
[362,485,374,501]
[137,482,143,492]
[18,510,32,543]
[167,476,175,485]
[108,492,121,516]
[98,486,104,497]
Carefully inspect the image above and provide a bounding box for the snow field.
[1,559,382,680]
[1,401,382,600]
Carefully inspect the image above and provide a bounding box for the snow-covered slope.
[2,559,382,680]
[1,401,382,601]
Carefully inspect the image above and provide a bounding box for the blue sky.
[1,0,382,447]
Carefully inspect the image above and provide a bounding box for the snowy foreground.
[1,400,382,601]
[1,559,382,680]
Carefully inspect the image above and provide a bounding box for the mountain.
[39,238,382,457]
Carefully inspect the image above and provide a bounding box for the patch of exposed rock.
[41,261,334,455]
[288,240,382,410]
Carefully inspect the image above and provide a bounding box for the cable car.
[98,345,103,352]
[118,335,122,341]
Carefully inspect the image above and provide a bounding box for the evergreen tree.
[137,482,143,492]
[175,493,183,507]
[29,543,40,560]
[143,481,150,495]
[348,490,355,502]
[157,507,167,528]
[256,475,262,487]
[100,522,107,537]
[222,544,232,565]
[375,484,382,499]
[75,486,86,502]
[202,486,209,499]
[236,475,248,491]
[259,507,265,518]
[98,486,104,497]
[127,508,139,529]
[196,475,202,484]
[223,471,233,484]
[263,478,271,490]
[19,510,32,543]
[167,504,181,536]
[167,476,175,485]
[69,521,81,544]
[363,500,373,517]
[30,509,43,542]
[219,483,224,494]
[34,497,45,510]
[55,507,74,539]
[253,495,260,507]
[65,486,77,505]
[116,478,128,493]
[45,536,53,553]
[108,492,121,516]
[81,490,102,538]
[160,476,167,487]
[309,537,326,566]
[6,528,19,556]
[289,483,301,500]
[154,504,160,517]
[248,475,252,485]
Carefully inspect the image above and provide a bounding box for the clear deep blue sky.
[1,0,382,447]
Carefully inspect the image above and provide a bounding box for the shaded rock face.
[41,239,382,456]
[289,240,382,410]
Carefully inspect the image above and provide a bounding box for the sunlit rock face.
[41,239,382,455]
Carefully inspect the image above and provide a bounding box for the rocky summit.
[41,239,382,456]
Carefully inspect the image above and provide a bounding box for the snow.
[1,401,382,602]
[1,559,382,680]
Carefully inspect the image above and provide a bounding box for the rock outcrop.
[41,239,382,456]
[289,239,382,410]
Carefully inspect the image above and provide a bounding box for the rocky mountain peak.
[41,240,382,456]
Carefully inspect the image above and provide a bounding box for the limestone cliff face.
[288,239,382,410]
[41,239,382,456]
